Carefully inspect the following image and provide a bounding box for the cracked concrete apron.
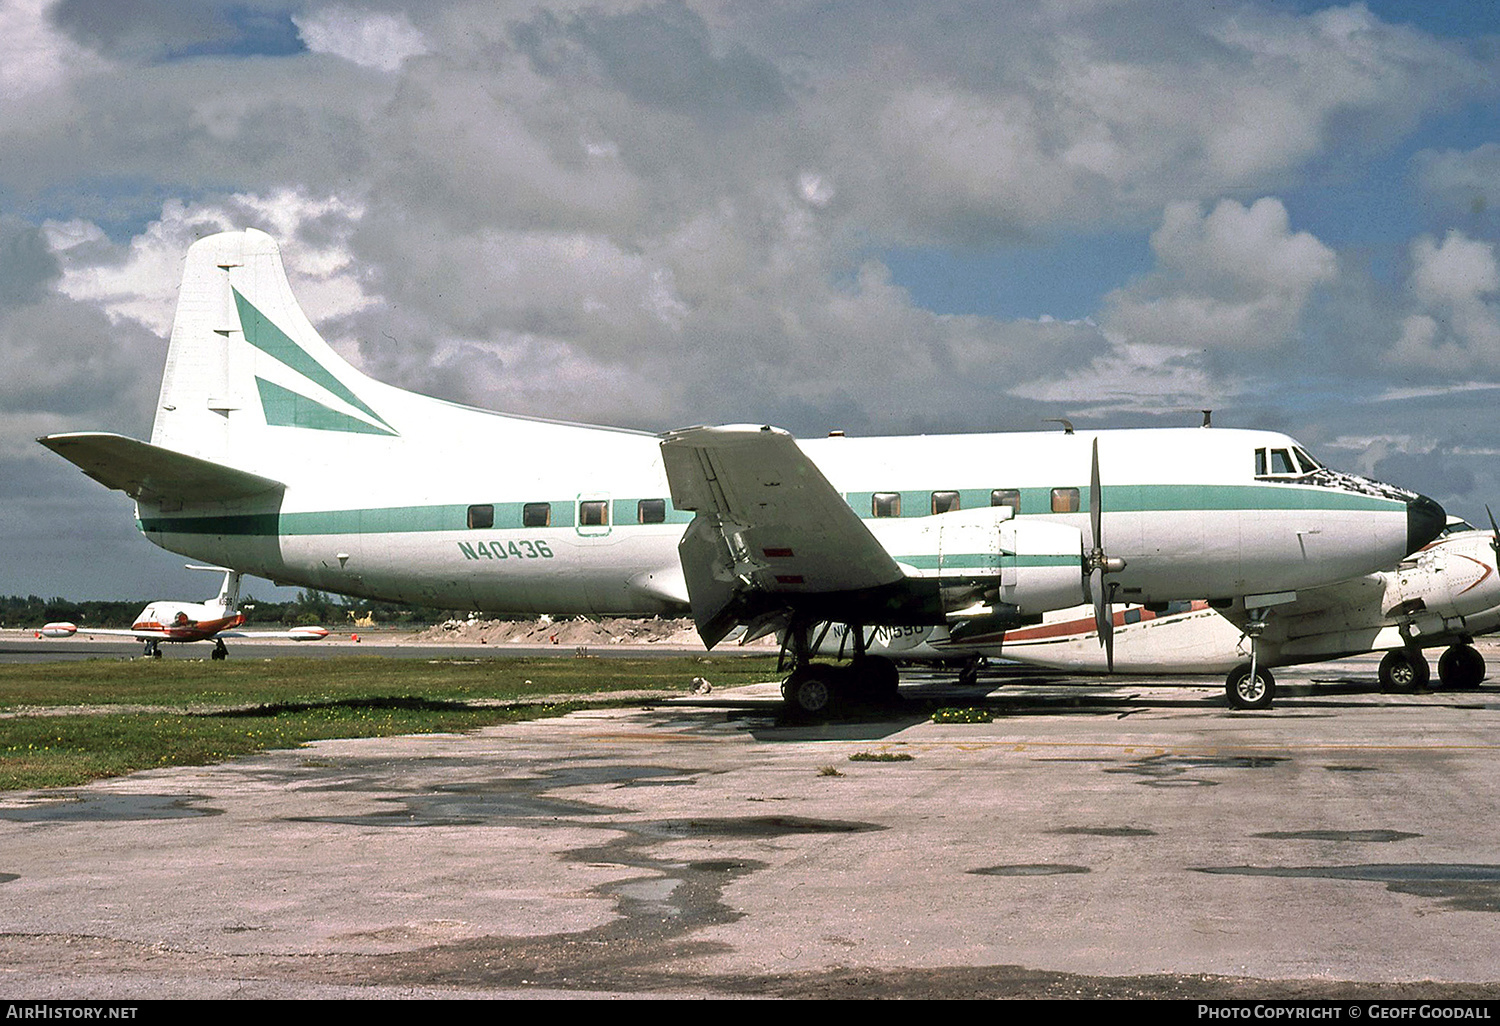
[3,684,1500,997]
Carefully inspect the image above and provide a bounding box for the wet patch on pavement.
[1251,830,1419,843]
[971,864,1090,876]
[1106,753,1287,788]
[0,793,222,821]
[1194,864,1500,912]
[633,816,881,840]
[288,764,703,825]
[1051,825,1156,837]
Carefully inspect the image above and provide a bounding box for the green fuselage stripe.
[847,484,1399,518]
[138,484,1404,537]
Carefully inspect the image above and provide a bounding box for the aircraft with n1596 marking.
[39,229,1445,715]
[40,565,328,658]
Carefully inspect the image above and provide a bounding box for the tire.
[1378,649,1430,692]
[1225,663,1275,710]
[784,671,837,717]
[1437,645,1485,689]
[856,656,901,704]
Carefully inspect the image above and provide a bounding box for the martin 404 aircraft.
[835,517,1500,709]
[41,566,328,658]
[39,229,1447,714]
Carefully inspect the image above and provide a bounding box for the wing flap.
[660,425,905,646]
[661,425,902,592]
[38,432,284,505]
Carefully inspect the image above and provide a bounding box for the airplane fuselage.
[137,419,1433,622]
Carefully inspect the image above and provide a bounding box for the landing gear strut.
[211,639,229,661]
[1226,607,1275,709]
[143,639,162,659]
[778,620,903,718]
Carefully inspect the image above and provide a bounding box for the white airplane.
[834,518,1500,709]
[40,565,329,658]
[38,229,1447,714]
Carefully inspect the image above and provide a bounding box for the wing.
[39,623,160,640]
[37,432,284,505]
[218,627,330,641]
[660,425,905,646]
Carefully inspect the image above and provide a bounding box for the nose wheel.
[1226,663,1276,710]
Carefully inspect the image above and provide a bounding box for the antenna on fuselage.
[1047,418,1075,435]
[1201,410,1213,427]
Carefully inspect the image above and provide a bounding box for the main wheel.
[1225,663,1275,710]
[784,671,838,717]
[1378,648,1430,691]
[1437,645,1485,689]
[856,655,901,704]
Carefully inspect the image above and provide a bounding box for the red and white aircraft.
[41,566,328,659]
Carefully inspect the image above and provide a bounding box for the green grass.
[0,654,780,790]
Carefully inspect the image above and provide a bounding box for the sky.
[4,0,1500,603]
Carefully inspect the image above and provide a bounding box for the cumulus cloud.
[1104,198,1337,352]
[1414,143,1500,221]
[1389,231,1500,374]
[293,5,427,72]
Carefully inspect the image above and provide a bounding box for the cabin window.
[1051,487,1080,513]
[930,491,960,515]
[638,498,666,524]
[579,500,609,527]
[872,492,901,518]
[991,489,1020,512]
[523,502,551,528]
[467,504,494,530]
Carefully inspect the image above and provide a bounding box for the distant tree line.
[1,590,469,629]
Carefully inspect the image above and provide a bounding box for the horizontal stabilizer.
[37,432,284,505]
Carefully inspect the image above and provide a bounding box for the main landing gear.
[142,639,163,659]
[779,620,902,718]
[1379,643,1486,692]
[211,639,229,661]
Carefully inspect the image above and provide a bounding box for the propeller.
[1084,438,1127,671]
[1487,505,1499,563]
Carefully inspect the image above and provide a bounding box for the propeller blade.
[1088,438,1115,671]
[1091,567,1114,672]
[1090,437,1102,555]
[1488,505,1499,559]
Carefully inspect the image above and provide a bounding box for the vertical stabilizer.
[187,564,242,615]
[151,228,392,467]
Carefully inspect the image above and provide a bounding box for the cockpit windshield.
[1255,445,1323,480]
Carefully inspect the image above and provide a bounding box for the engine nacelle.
[872,507,1086,616]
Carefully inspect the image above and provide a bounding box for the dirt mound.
[413,615,773,649]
